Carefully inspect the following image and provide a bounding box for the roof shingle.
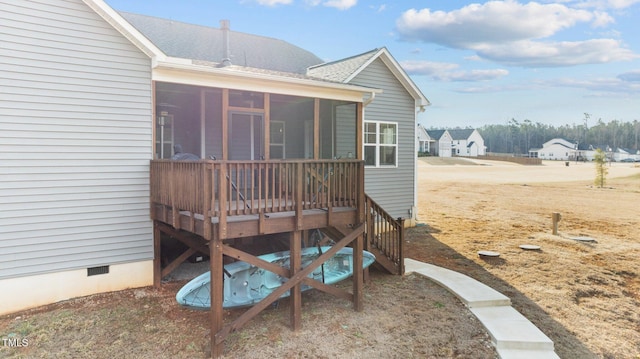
[119,12,323,74]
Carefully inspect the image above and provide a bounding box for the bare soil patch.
[1,158,638,358]
[411,157,640,359]
[0,270,496,359]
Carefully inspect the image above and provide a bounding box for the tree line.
[472,116,640,155]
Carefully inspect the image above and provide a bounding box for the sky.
[104,0,640,129]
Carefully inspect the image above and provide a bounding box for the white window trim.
[364,120,398,168]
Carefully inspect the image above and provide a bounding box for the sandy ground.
[408,157,640,359]
[1,157,638,358]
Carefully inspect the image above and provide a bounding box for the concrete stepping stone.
[471,306,555,351]
[405,258,560,359]
[478,250,500,257]
[571,236,596,242]
[404,259,510,308]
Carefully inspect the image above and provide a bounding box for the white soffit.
[154,59,381,103]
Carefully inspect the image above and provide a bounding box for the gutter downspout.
[363,92,376,107]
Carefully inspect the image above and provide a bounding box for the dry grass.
[410,158,640,359]
[0,272,496,358]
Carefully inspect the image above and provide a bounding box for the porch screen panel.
[319,100,334,159]
[205,89,223,159]
[229,113,263,160]
[335,103,356,159]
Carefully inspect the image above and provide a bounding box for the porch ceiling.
[153,58,381,103]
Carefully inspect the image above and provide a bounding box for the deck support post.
[290,230,302,330]
[210,236,224,358]
[353,231,364,312]
[153,222,162,288]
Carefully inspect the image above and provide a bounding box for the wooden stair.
[316,194,405,275]
[363,194,405,275]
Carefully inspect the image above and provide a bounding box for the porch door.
[229,112,264,160]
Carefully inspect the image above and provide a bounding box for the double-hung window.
[364,121,397,167]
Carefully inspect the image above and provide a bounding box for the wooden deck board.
[153,204,358,240]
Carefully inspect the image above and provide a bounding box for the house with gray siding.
[308,48,430,224]
[1,0,428,316]
[0,0,157,316]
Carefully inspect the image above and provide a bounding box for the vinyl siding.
[0,0,153,279]
[335,104,357,158]
[350,59,416,219]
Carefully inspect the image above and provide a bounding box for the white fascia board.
[153,59,381,103]
[377,49,430,108]
[82,0,166,61]
[345,48,430,108]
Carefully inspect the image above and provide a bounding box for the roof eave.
[345,48,430,107]
[154,58,382,102]
[81,0,166,60]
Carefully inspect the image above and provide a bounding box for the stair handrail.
[364,194,405,275]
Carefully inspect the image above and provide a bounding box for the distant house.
[448,129,486,157]
[420,128,485,157]
[425,130,453,157]
[580,145,612,161]
[0,0,428,316]
[529,139,638,162]
[530,138,577,160]
[613,148,640,162]
[416,124,432,153]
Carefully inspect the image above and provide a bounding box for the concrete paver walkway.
[405,258,560,359]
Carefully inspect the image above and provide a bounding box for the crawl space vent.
[87,265,109,276]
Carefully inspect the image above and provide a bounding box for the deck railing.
[364,195,405,275]
[150,159,405,274]
[150,159,364,222]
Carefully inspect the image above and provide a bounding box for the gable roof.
[426,130,447,140]
[81,0,380,102]
[542,138,576,149]
[448,129,475,141]
[119,12,323,74]
[308,48,430,107]
[307,49,379,82]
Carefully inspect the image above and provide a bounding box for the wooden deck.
[150,159,371,358]
[150,159,407,358]
[150,159,365,241]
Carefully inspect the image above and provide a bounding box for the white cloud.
[547,76,640,95]
[575,0,640,10]
[322,0,357,10]
[476,39,638,67]
[256,0,293,5]
[397,1,594,48]
[400,61,459,75]
[400,60,508,82]
[608,0,640,8]
[456,73,640,95]
[260,0,356,8]
[396,1,636,67]
[442,69,510,82]
[372,4,386,13]
[591,11,616,26]
[618,70,640,82]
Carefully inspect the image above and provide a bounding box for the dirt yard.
[1,158,638,358]
[410,157,640,359]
